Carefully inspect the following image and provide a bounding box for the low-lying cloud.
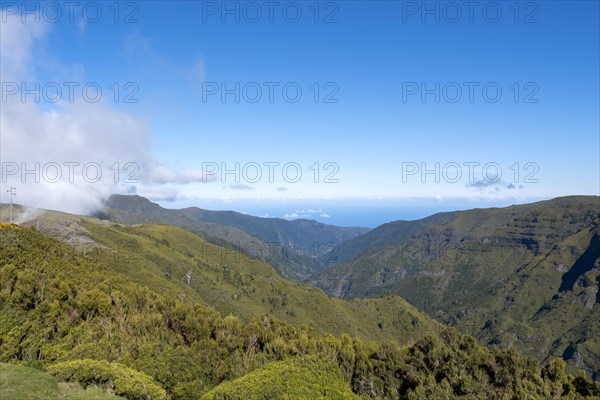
[283,207,331,220]
[467,180,522,190]
[0,12,209,216]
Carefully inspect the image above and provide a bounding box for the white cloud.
[0,12,212,216]
[0,12,48,80]
[225,183,255,191]
[283,207,331,220]
[466,180,523,200]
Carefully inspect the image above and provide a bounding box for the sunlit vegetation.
[313,196,600,379]
[1,224,599,399]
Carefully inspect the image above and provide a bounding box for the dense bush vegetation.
[48,359,167,400]
[1,224,598,399]
[313,197,600,379]
[201,356,359,399]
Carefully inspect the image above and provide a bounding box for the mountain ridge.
[3,195,599,382]
[104,194,369,280]
[310,195,600,379]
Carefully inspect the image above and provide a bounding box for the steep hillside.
[312,196,600,379]
[104,195,369,280]
[1,224,598,399]
[8,206,437,344]
[329,212,455,264]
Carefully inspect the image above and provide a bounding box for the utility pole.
[7,187,16,224]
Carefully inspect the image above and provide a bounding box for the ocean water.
[164,198,533,228]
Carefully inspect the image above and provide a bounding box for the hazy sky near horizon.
[1,1,598,226]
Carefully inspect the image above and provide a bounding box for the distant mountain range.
[310,196,600,379]
[2,194,598,385]
[105,195,600,379]
[104,194,369,280]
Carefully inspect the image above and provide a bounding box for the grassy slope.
[2,205,440,345]
[78,217,440,344]
[0,363,124,400]
[105,194,369,280]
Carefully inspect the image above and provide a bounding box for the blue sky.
[1,1,599,226]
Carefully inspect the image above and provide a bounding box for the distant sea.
[160,198,541,228]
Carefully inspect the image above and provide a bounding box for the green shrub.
[47,359,167,400]
[201,356,359,400]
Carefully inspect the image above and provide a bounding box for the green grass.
[0,363,124,400]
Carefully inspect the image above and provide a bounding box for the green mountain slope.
[312,196,600,379]
[329,212,455,265]
[4,204,436,344]
[105,195,369,280]
[1,223,598,399]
